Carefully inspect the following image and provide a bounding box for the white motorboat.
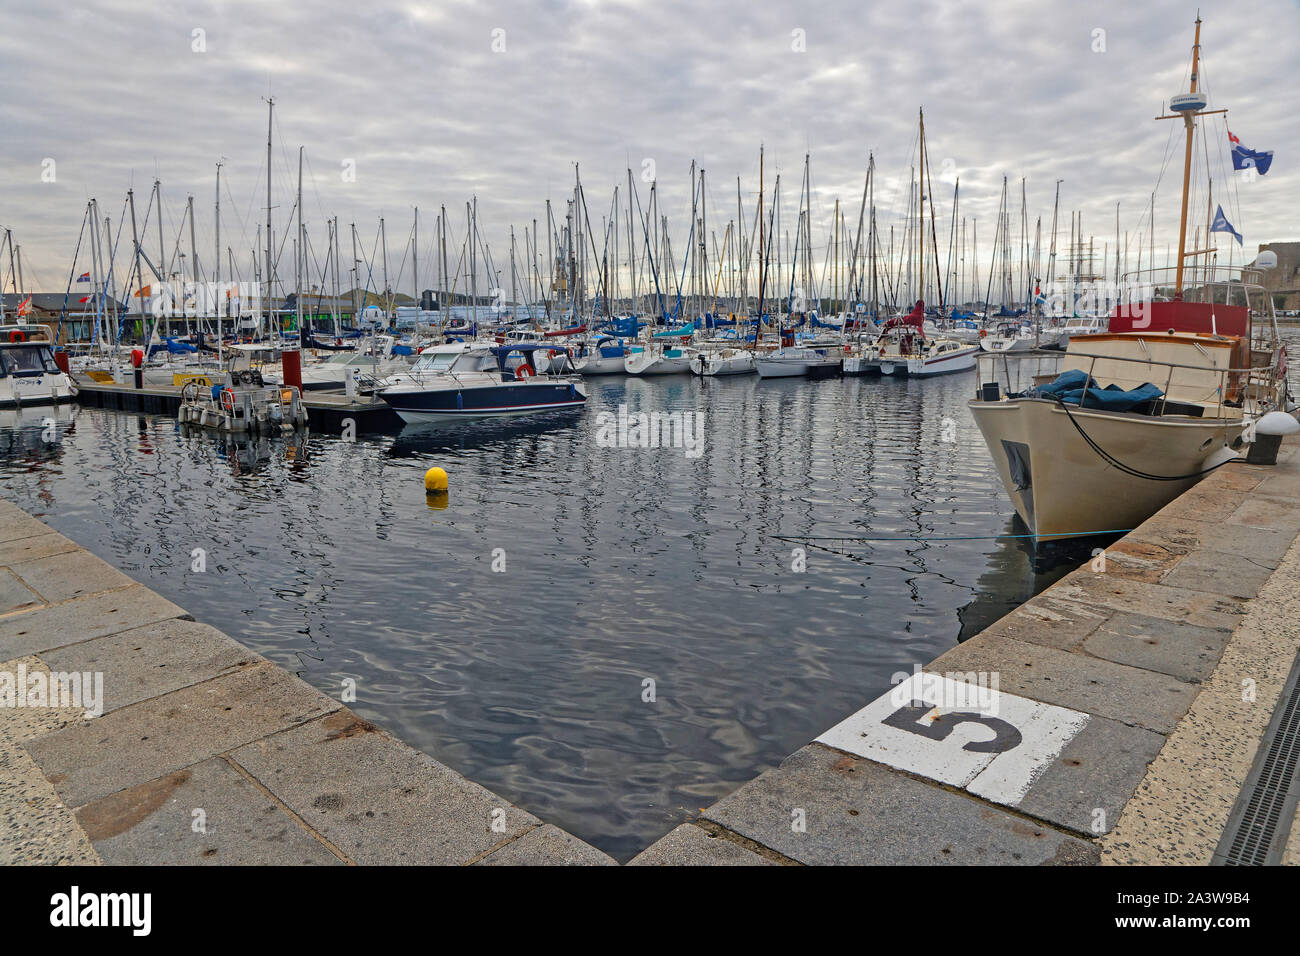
[1057,314,1108,346]
[0,324,78,407]
[978,321,1036,353]
[376,342,587,423]
[864,326,978,377]
[264,349,411,392]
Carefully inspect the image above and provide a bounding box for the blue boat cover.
[597,316,644,337]
[1028,369,1164,411]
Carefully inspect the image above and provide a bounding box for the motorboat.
[264,348,411,392]
[376,342,587,423]
[872,329,979,377]
[854,300,978,376]
[0,324,78,407]
[978,320,1037,353]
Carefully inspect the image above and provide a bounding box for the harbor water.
[4,370,1162,860]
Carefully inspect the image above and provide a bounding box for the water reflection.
[954,515,1119,640]
[387,411,584,458]
[177,424,312,477]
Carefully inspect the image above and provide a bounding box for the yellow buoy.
[424,467,448,492]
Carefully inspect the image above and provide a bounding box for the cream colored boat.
[969,327,1286,540]
[970,15,1294,542]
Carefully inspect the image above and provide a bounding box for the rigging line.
[225,163,261,256]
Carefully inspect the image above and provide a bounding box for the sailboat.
[968,16,1293,541]
[851,109,977,378]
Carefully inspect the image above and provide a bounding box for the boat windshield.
[0,345,60,376]
[412,351,461,373]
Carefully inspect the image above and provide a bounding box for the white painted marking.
[967,702,1090,805]
[815,673,1090,807]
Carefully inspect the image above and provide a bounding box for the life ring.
[9,330,25,342]
[516,363,535,379]
[979,329,988,337]
[219,388,236,413]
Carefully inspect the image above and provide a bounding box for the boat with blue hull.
[376,342,586,423]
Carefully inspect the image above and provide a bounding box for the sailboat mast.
[214,162,222,289]
[296,146,303,336]
[265,97,274,340]
[755,145,765,344]
[918,108,925,306]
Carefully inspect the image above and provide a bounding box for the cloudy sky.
[0,0,1295,300]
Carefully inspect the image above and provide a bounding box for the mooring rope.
[1055,397,1244,481]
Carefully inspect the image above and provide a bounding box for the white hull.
[899,345,979,376]
[979,333,1035,353]
[0,379,77,407]
[0,336,79,406]
[755,347,840,379]
[692,350,756,376]
[573,353,627,375]
[624,348,695,375]
[755,358,810,378]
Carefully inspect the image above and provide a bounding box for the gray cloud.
[0,0,1294,295]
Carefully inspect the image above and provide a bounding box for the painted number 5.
[881,701,1022,754]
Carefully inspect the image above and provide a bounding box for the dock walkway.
[72,376,401,433]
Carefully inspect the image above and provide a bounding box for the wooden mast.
[1173,16,1202,299]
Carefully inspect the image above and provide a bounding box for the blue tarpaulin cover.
[1026,369,1164,411]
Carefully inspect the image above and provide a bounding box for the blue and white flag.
[1229,130,1273,176]
[1210,204,1243,246]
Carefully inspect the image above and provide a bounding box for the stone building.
[1246,242,1300,313]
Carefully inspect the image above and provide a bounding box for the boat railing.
[1117,264,1276,319]
[976,347,1286,420]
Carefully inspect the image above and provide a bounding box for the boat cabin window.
[0,345,60,376]
[413,351,462,372]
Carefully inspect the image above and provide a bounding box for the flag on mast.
[1228,130,1274,176]
[1210,205,1243,246]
